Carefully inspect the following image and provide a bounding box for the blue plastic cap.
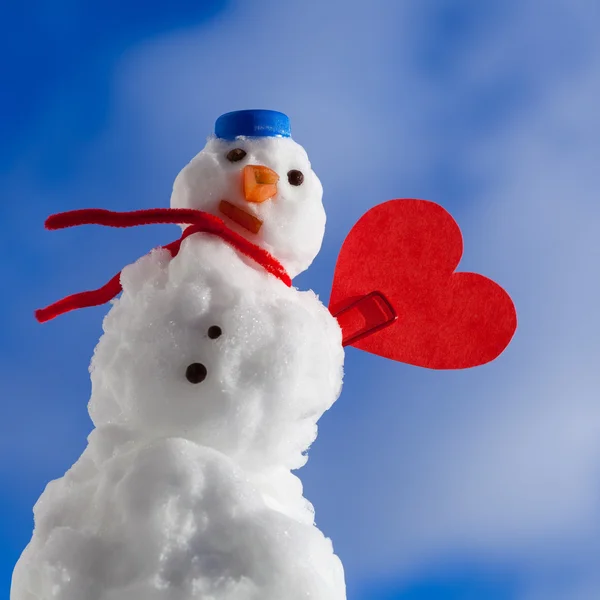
[215,110,291,140]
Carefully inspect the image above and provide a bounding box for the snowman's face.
[170,137,325,279]
[88,237,343,469]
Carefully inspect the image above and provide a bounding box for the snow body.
[12,234,346,600]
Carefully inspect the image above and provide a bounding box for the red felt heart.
[329,199,517,369]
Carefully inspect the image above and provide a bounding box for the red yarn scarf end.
[36,208,291,322]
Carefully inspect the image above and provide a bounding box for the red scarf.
[35,208,292,323]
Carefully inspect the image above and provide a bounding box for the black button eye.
[208,325,222,339]
[226,148,247,162]
[186,363,207,384]
[287,169,304,186]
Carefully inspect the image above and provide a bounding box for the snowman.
[15,111,517,600]
[13,111,348,600]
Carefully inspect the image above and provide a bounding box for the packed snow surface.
[12,235,345,600]
[170,135,326,278]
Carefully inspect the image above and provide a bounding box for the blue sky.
[2,1,600,599]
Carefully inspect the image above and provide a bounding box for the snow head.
[170,110,325,279]
[89,234,344,470]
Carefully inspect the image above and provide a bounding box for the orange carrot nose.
[243,165,279,203]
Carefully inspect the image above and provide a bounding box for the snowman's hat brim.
[215,110,291,140]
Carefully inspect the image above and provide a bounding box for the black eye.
[287,169,304,186]
[208,325,222,339]
[186,363,207,384]
[226,148,247,162]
